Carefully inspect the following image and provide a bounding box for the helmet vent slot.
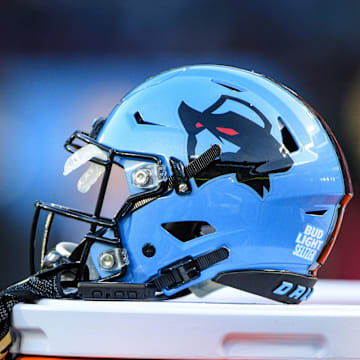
[134,111,158,125]
[278,117,299,153]
[305,210,327,216]
[162,221,216,242]
[212,80,244,93]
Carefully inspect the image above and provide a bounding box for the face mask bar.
[64,131,170,218]
[30,131,169,279]
[30,201,121,277]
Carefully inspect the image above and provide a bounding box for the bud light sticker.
[292,225,325,261]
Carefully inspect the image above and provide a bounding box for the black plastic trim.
[78,281,157,300]
[213,270,317,304]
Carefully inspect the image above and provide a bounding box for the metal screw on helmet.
[142,243,156,257]
[178,183,188,193]
[99,253,115,270]
[133,168,151,187]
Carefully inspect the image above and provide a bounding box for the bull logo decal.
[178,95,294,197]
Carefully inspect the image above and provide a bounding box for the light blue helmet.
[32,65,352,303]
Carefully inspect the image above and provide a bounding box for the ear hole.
[305,210,327,216]
[278,117,299,152]
[162,221,216,242]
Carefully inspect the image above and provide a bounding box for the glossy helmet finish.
[31,65,352,304]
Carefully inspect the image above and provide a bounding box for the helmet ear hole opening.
[162,221,216,242]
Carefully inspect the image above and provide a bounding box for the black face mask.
[30,127,222,287]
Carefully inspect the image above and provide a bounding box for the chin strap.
[150,247,230,291]
[0,247,230,356]
[78,247,230,300]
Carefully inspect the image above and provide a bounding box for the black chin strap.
[0,247,229,356]
[150,247,230,291]
[77,246,230,301]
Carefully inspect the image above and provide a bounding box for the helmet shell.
[90,65,350,296]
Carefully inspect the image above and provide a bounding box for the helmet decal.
[178,95,294,197]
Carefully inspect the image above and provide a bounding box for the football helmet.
[30,65,352,304]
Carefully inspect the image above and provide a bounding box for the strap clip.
[151,247,229,292]
[169,157,192,195]
[161,256,200,289]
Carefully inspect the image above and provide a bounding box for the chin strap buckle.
[150,247,230,291]
[161,257,200,288]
